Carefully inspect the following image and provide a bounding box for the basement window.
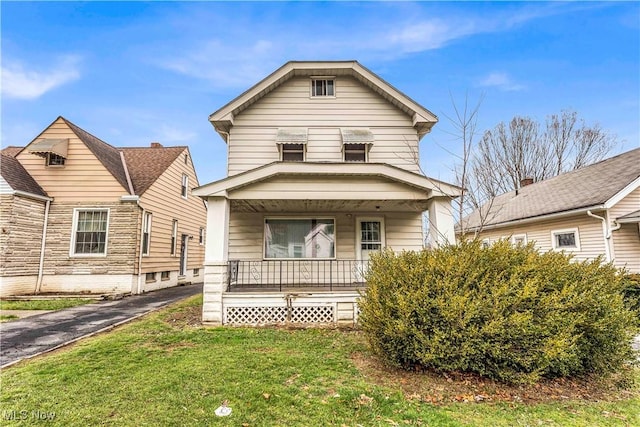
[145,272,156,282]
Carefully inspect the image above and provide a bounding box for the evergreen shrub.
[358,240,637,384]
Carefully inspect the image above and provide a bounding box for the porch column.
[427,197,455,246]
[202,196,230,325]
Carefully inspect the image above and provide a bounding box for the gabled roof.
[462,147,640,231]
[1,146,23,157]
[61,117,131,191]
[193,161,461,198]
[0,154,48,198]
[122,146,188,195]
[209,61,438,141]
[18,117,193,197]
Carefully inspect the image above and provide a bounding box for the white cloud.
[159,39,280,88]
[479,72,526,92]
[1,55,81,100]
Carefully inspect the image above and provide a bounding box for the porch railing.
[227,259,370,292]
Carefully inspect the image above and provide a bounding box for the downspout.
[587,210,612,263]
[35,198,52,294]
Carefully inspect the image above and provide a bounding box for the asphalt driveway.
[1,283,202,368]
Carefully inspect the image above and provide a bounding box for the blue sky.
[2,1,638,185]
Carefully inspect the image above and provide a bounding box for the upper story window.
[311,78,335,97]
[142,212,152,256]
[70,208,109,256]
[551,228,580,251]
[341,128,374,162]
[276,128,307,162]
[46,153,66,166]
[181,174,189,198]
[281,144,305,162]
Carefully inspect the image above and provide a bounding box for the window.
[193,268,200,277]
[71,209,109,256]
[184,154,188,165]
[481,239,490,249]
[171,220,178,256]
[181,174,189,198]
[199,227,205,245]
[161,271,170,280]
[145,272,156,282]
[551,228,580,250]
[281,144,305,162]
[511,234,527,246]
[142,212,152,256]
[46,153,65,166]
[343,144,368,162]
[311,78,334,97]
[264,218,335,259]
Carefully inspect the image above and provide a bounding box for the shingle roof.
[1,146,24,157]
[0,154,48,197]
[61,117,131,192]
[122,146,187,195]
[462,147,640,230]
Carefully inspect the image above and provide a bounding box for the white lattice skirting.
[222,292,360,326]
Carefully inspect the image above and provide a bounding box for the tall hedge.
[358,240,637,384]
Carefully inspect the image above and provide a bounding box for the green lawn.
[0,298,96,311]
[1,296,638,426]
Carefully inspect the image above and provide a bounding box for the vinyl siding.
[16,118,127,202]
[227,76,420,176]
[610,188,640,273]
[475,214,607,263]
[228,211,422,261]
[138,149,207,275]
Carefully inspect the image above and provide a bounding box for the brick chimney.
[520,177,534,187]
[150,142,163,148]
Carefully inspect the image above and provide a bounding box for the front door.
[180,234,188,276]
[355,217,385,280]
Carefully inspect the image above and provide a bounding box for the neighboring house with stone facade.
[193,61,461,326]
[460,147,640,273]
[0,116,207,297]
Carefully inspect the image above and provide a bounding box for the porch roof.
[193,161,461,200]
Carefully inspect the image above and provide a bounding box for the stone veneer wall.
[0,194,47,295]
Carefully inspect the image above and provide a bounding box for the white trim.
[181,174,189,199]
[604,175,640,209]
[69,208,110,257]
[356,216,385,261]
[263,216,337,260]
[466,204,605,233]
[142,211,152,256]
[550,228,581,251]
[11,190,53,202]
[193,162,461,198]
[510,234,527,245]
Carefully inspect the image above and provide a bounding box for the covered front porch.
[194,162,460,325]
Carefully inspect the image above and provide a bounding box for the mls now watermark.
[3,410,56,421]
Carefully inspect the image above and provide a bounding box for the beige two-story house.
[193,61,461,325]
[0,116,207,296]
[460,147,640,273]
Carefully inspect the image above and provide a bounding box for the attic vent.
[340,128,374,144]
[276,128,308,144]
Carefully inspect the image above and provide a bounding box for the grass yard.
[0,298,96,311]
[1,295,638,426]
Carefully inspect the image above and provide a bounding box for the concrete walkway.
[0,283,202,368]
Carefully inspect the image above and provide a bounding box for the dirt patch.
[162,304,203,329]
[351,352,638,405]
